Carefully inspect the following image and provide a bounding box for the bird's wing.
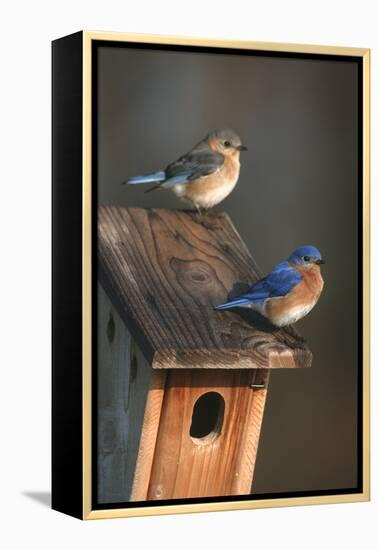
[243,262,303,302]
[215,262,303,310]
[164,149,224,184]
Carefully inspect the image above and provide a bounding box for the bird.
[215,245,325,327]
[125,128,247,211]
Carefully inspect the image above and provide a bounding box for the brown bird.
[126,128,247,211]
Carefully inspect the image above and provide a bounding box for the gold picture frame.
[52,30,370,520]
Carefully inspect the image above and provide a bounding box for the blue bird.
[215,246,325,327]
[125,129,247,211]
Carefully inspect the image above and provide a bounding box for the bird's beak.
[237,145,248,151]
[315,259,325,265]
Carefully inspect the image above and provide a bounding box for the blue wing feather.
[215,261,302,310]
[165,149,224,184]
[248,262,302,300]
[161,171,193,186]
[127,140,224,187]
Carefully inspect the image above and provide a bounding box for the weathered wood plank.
[232,370,270,494]
[130,370,167,501]
[146,369,268,499]
[98,207,311,370]
[97,284,152,503]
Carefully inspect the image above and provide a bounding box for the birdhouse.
[97,207,312,502]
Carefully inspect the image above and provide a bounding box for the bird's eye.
[303,255,310,262]
[224,141,231,147]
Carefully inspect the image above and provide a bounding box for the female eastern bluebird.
[215,245,325,327]
[125,128,247,211]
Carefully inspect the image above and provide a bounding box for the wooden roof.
[98,207,312,370]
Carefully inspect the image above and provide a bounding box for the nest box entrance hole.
[190,391,225,445]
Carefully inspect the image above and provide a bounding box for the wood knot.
[220,243,232,254]
[170,257,226,306]
[184,268,212,286]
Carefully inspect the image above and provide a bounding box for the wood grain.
[130,369,167,501]
[146,369,268,499]
[98,207,312,370]
[97,284,152,503]
[232,370,270,494]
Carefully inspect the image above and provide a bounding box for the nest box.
[97,207,311,502]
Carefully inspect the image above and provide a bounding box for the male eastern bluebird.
[125,128,247,211]
[215,245,325,327]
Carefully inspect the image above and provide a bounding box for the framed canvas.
[52,31,370,520]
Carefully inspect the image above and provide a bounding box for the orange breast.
[265,265,324,326]
[297,265,324,299]
[183,154,240,208]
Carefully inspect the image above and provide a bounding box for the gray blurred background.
[97,45,359,495]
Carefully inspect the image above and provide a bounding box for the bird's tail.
[214,298,251,310]
[125,171,166,185]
